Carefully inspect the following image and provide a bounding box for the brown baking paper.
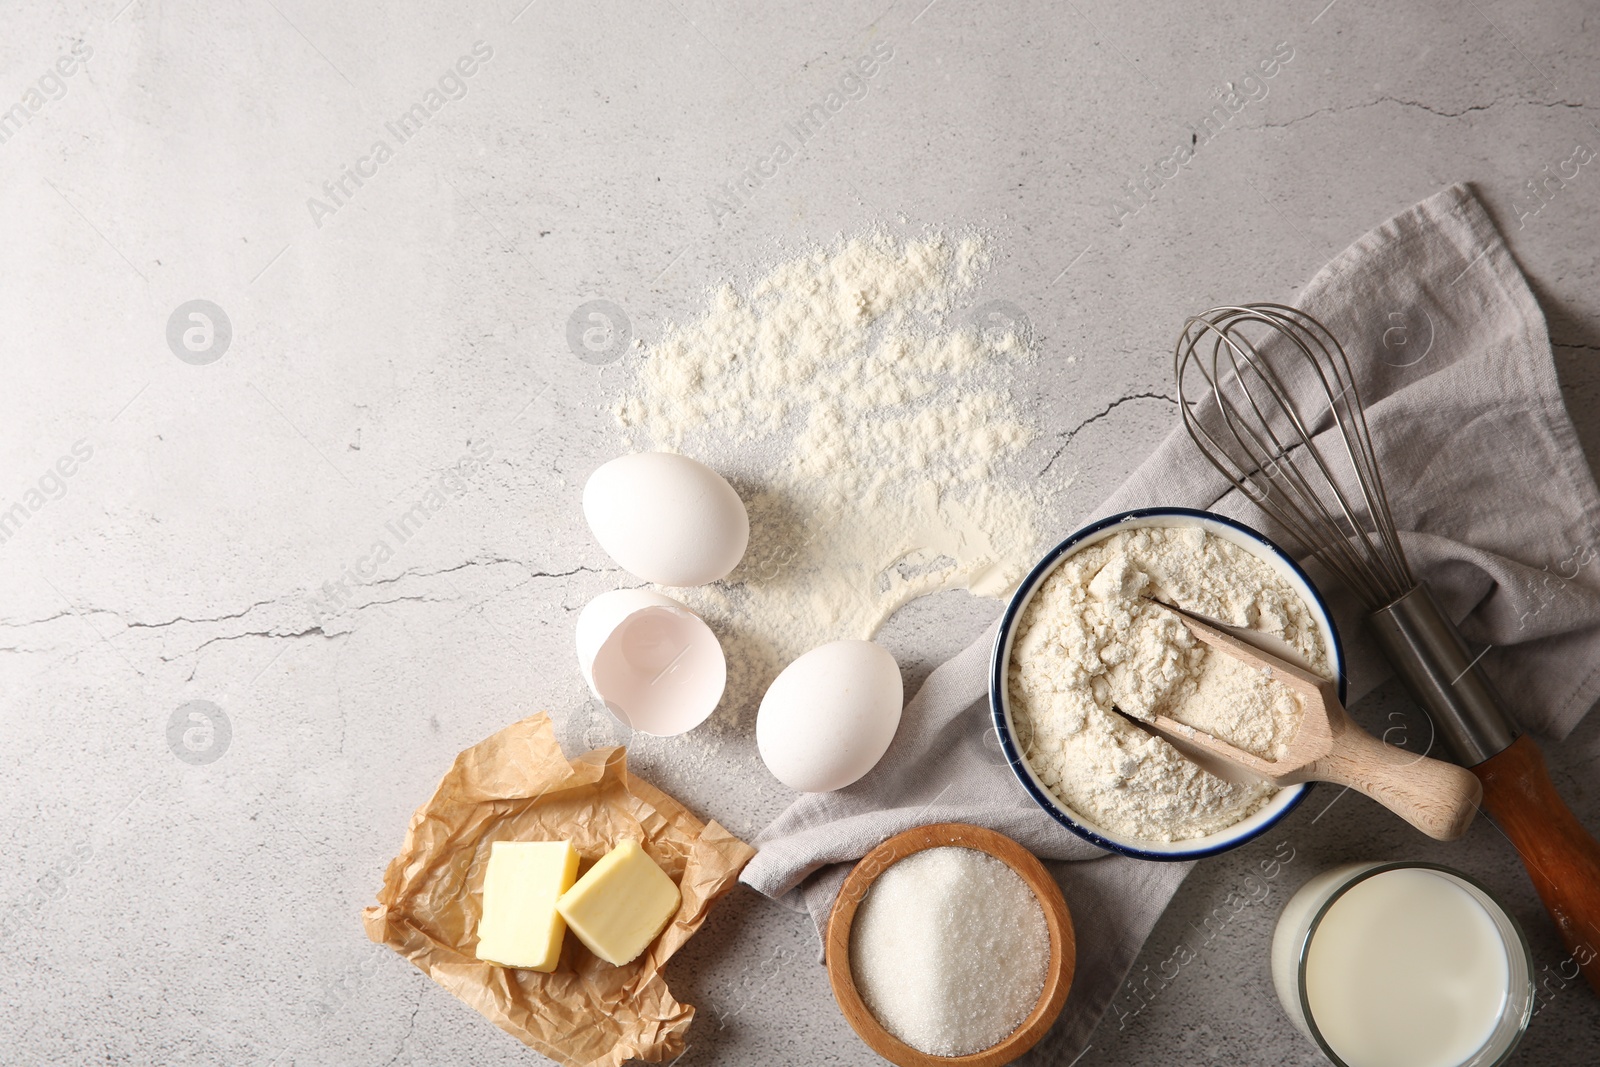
[362,712,755,1067]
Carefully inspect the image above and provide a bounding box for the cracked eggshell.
[756,639,904,792]
[575,589,726,737]
[582,452,750,587]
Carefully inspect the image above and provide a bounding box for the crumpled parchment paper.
[362,712,755,1067]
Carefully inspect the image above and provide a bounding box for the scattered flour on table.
[850,846,1049,1057]
[613,230,1051,725]
[1008,526,1331,842]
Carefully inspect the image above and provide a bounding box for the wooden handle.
[1474,735,1600,995]
[1309,712,1482,841]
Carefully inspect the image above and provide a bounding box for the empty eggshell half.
[576,589,726,736]
[582,452,749,587]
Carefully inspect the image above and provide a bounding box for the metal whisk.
[1173,303,1510,760]
[1175,302,1600,996]
[1175,305,1413,611]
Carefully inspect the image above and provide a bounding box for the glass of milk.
[1271,861,1534,1067]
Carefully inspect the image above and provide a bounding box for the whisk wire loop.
[1174,304,1415,610]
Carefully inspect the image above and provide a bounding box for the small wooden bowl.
[824,822,1076,1067]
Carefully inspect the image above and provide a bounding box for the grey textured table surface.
[3,0,1599,1064]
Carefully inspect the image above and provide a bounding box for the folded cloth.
[739,183,1600,1061]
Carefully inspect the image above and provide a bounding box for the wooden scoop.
[1121,601,1482,842]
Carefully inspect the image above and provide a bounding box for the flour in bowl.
[1007,525,1331,842]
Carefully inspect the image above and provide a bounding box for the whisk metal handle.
[1367,583,1518,766]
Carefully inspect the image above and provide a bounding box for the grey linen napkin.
[739,183,1600,1060]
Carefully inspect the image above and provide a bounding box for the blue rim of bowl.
[989,506,1349,861]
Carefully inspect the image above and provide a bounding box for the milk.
[1272,863,1531,1067]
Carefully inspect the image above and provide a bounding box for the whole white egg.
[582,452,749,587]
[757,640,904,792]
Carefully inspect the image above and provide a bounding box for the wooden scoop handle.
[1473,735,1600,995]
[1306,708,1482,841]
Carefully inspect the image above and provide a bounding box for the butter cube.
[556,839,681,966]
[475,840,579,971]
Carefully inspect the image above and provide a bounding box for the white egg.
[757,640,904,792]
[576,589,725,737]
[582,452,750,587]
